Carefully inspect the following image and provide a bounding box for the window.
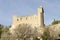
[17,19,19,21]
[26,17,27,20]
[20,18,22,21]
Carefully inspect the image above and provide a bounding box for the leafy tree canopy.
[52,19,60,25]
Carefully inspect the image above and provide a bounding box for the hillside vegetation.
[0,24,60,40]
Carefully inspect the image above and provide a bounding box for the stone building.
[10,6,44,30]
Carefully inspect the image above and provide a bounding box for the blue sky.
[0,0,60,26]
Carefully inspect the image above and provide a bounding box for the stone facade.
[11,6,44,29]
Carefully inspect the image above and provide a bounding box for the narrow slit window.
[26,17,27,20]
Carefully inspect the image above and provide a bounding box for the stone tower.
[38,6,44,27]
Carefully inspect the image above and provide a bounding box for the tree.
[12,24,38,40]
[0,24,3,38]
[41,28,52,40]
[0,27,10,40]
[52,19,60,25]
[0,27,15,40]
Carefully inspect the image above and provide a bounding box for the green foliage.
[0,27,14,40]
[0,24,38,40]
[0,27,3,38]
[42,28,51,40]
[0,30,2,35]
[12,24,38,40]
[52,20,60,25]
[0,29,2,38]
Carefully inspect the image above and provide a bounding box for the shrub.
[12,24,38,40]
